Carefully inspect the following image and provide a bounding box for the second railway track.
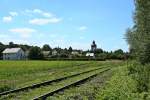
[0,66,110,100]
[33,68,110,100]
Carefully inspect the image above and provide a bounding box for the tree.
[28,46,44,60]
[68,46,73,53]
[0,42,3,45]
[0,42,5,59]
[9,42,15,48]
[95,48,103,54]
[42,44,52,51]
[114,49,124,60]
[125,0,150,93]
[114,49,124,55]
[126,0,150,64]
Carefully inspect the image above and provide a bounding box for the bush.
[96,65,146,100]
[127,62,150,93]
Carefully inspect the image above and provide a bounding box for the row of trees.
[0,42,128,60]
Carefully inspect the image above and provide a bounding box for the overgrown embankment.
[96,61,150,100]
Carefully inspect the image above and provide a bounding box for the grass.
[1,67,109,100]
[0,61,89,92]
[96,62,150,100]
[48,68,113,100]
[0,60,124,100]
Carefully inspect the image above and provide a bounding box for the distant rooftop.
[2,48,21,54]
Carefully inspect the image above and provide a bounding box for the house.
[71,51,79,55]
[86,52,95,58]
[42,51,51,58]
[52,50,58,55]
[2,48,25,60]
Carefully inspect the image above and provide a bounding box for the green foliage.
[42,44,52,51]
[125,1,150,98]
[68,46,73,53]
[127,61,150,93]
[97,53,107,60]
[28,46,44,60]
[139,42,150,64]
[95,48,103,54]
[0,61,90,92]
[126,0,150,64]
[0,61,121,99]
[0,42,5,59]
[96,65,147,100]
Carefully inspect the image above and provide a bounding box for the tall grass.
[0,61,87,92]
[96,61,150,100]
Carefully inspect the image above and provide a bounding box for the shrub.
[129,63,150,93]
[96,66,146,100]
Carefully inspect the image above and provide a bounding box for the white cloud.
[33,9,42,13]
[79,26,87,31]
[25,9,32,13]
[26,9,53,18]
[2,16,12,23]
[9,12,18,16]
[43,12,53,18]
[9,28,36,38]
[29,18,61,25]
[33,9,53,18]
[2,12,18,23]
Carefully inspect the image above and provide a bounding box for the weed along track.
[0,65,103,96]
[33,68,110,100]
[0,67,110,100]
[0,63,90,96]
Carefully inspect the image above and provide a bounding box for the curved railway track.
[0,65,108,97]
[33,68,110,100]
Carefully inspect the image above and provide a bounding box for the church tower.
[91,41,97,52]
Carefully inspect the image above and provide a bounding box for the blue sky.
[0,0,134,51]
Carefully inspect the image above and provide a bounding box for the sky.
[0,0,135,51]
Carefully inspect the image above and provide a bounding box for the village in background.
[0,41,129,60]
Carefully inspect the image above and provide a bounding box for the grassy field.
[0,60,124,99]
[0,61,89,92]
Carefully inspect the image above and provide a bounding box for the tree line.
[0,42,128,60]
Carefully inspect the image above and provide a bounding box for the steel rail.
[33,68,110,100]
[0,65,106,96]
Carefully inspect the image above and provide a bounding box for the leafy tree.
[95,48,103,54]
[0,42,3,45]
[42,44,52,51]
[114,49,124,55]
[28,46,44,60]
[126,0,150,64]
[68,46,73,53]
[8,42,18,48]
[125,0,150,93]
[0,42,5,59]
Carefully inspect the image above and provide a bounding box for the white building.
[71,51,79,55]
[2,48,25,60]
[42,51,51,58]
[52,50,58,55]
[86,52,95,57]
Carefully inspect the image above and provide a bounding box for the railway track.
[0,65,108,97]
[33,68,110,100]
